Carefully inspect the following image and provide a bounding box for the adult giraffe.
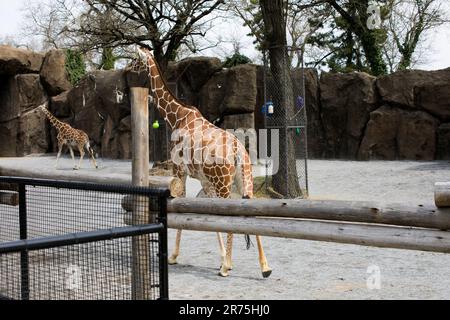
[135,47,272,278]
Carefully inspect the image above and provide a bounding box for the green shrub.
[223,53,252,68]
[100,47,116,70]
[65,49,86,85]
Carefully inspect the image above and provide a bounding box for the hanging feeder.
[262,100,274,116]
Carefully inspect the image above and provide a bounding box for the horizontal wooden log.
[0,191,19,206]
[0,158,182,197]
[0,182,19,192]
[435,182,450,208]
[168,198,450,230]
[168,213,450,254]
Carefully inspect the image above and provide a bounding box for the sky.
[1,0,450,70]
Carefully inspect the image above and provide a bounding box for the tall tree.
[260,0,303,198]
[386,0,448,71]
[76,0,225,71]
[21,0,225,71]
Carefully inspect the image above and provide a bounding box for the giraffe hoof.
[262,269,273,279]
[219,270,230,278]
[168,256,178,265]
[219,266,231,277]
[73,167,80,171]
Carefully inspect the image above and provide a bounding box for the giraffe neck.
[40,107,65,131]
[146,55,191,130]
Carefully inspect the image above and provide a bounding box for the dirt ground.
[169,160,450,300]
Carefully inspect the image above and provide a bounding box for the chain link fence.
[263,48,309,198]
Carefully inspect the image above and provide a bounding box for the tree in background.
[20,0,226,71]
[100,47,116,70]
[259,0,303,198]
[385,0,448,71]
[75,0,225,71]
[234,0,448,75]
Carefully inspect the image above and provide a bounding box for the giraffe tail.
[235,142,255,250]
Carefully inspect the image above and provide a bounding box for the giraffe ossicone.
[135,46,272,278]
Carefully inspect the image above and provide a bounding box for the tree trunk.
[260,0,302,198]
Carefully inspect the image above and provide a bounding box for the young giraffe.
[135,47,272,278]
[38,104,98,170]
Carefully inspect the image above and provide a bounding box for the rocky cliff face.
[1,45,449,160]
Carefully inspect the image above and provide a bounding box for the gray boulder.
[320,72,378,158]
[359,106,439,160]
[414,82,450,121]
[0,73,49,157]
[377,68,450,109]
[437,123,450,160]
[199,64,257,121]
[50,91,71,118]
[40,49,72,96]
[0,74,48,123]
[0,45,44,76]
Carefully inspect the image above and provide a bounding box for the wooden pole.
[0,191,19,206]
[168,198,450,230]
[168,213,450,254]
[129,78,151,300]
[435,182,450,208]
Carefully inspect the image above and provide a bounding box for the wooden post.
[435,182,450,208]
[128,69,151,300]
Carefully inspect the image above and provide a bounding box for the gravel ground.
[2,157,450,299]
[169,160,450,300]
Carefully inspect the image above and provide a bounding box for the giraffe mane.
[138,46,195,112]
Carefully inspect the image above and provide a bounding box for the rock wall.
[1,45,449,160]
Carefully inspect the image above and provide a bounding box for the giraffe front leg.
[256,236,272,278]
[219,233,233,277]
[55,144,63,169]
[168,229,182,265]
[69,147,78,170]
[217,233,228,270]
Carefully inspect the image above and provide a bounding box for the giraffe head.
[136,46,149,61]
[128,46,152,73]
[37,102,49,111]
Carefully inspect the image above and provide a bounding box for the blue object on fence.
[262,101,274,116]
[297,96,305,109]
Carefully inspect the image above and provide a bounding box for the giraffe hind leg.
[168,230,182,265]
[168,167,187,265]
[86,143,98,169]
[256,236,272,278]
[77,147,85,170]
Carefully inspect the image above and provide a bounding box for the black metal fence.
[0,177,169,300]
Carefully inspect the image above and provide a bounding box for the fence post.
[18,183,29,300]
[127,69,151,300]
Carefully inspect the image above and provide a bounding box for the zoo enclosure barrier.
[0,177,170,300]
[263,47,309,198]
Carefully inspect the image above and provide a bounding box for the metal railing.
[0,177,169,300]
